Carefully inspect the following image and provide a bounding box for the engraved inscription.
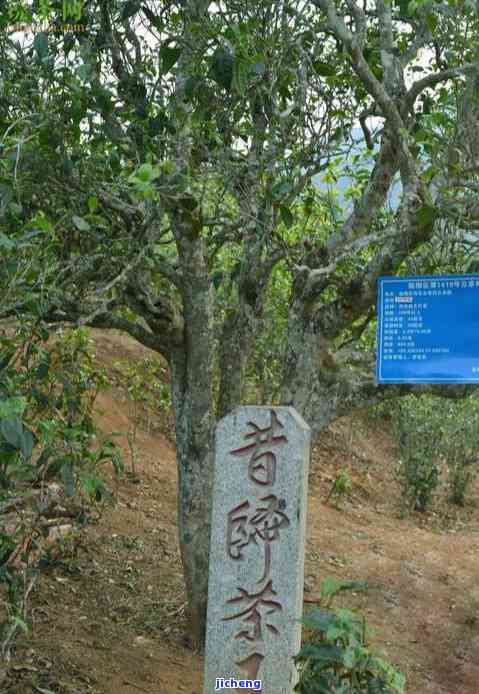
[223,410,289,679]
[226,496,290,583]
[222,579,283,642]
[230,410,288,485]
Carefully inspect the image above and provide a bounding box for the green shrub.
[447,458,474,506]
[326,469,353,505]
[391,395,479,511]
[440,400,479,506]
[0,322,123,659]
[397,451,440,513]
[295,578,404,694]
[393,397,442,512]
[112,356,171,476]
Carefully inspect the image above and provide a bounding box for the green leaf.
[87,196,98,213]
[11,616,29,635]
[408,0,419,15]
[72,215,90,231]
[280,205,294,228]
[423,165,438,182]
[210,47,234,90]
[34,33,49,60]
[121,0,141,20]
[80,471,107,501]
[0,184,13,207]
[31,387,50,411]
[1,417,24,450]
[148,114,165,135]
[184,75,204,101]
[36,354,51,380]
[63,32,75,56]
[271,180,293,200]
[297,642,343,663]
[160,45,181,74]
[77,63,93,82]
[396,0,410,15]
[212,271,223,289]
[313,60,336,77]
[62,157,74,176]
[142,5,163,30]
[0,348,15,372]
[141,163,159,181]
[39,126,61,149]
[0,397,27,419]
[0,232,15,251]
[325,625,343,641]
[431,111,450,127]
[94,87,114,115]
[413,129,430,143]
[3,261,18,278]
[301,607,336,632]
[108,151,121,175]
[132,163,160,183]
[232,58,250,95]
[417,203,437,228]
[20,428,35,461]
[342,580,369,593]
[321,577,347,601]
[426,11,438,33]
[8,202,23,216]
[342,647,357,669]
[391,670,406,692]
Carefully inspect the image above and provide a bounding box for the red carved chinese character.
[226,496,290,583]
[226,500,252,560]
[222,579,282,643]
[250,495,290,583]
[236,652,264,681]
[230,410,287,486]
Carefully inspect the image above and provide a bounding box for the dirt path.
[3,330,479,693]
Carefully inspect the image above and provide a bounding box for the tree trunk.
[280,293,342,437]
[169,224,216,649]
[218,301,263,418]
[170,340,215,649]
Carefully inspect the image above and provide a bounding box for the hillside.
[2,329,479,694]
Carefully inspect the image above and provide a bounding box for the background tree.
[1,0,478,647]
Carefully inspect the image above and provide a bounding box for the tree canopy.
[1,0,478,644]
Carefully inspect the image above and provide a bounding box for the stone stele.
[203,406,311,694]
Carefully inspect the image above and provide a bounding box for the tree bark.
[217,267,270,418]
[171,349,214,649]
[169,226,215,649]
[217,303,258,418]
[280,282,340,435]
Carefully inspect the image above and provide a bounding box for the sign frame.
[376,273,479,385]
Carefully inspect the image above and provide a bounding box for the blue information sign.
[377,274,479,383]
